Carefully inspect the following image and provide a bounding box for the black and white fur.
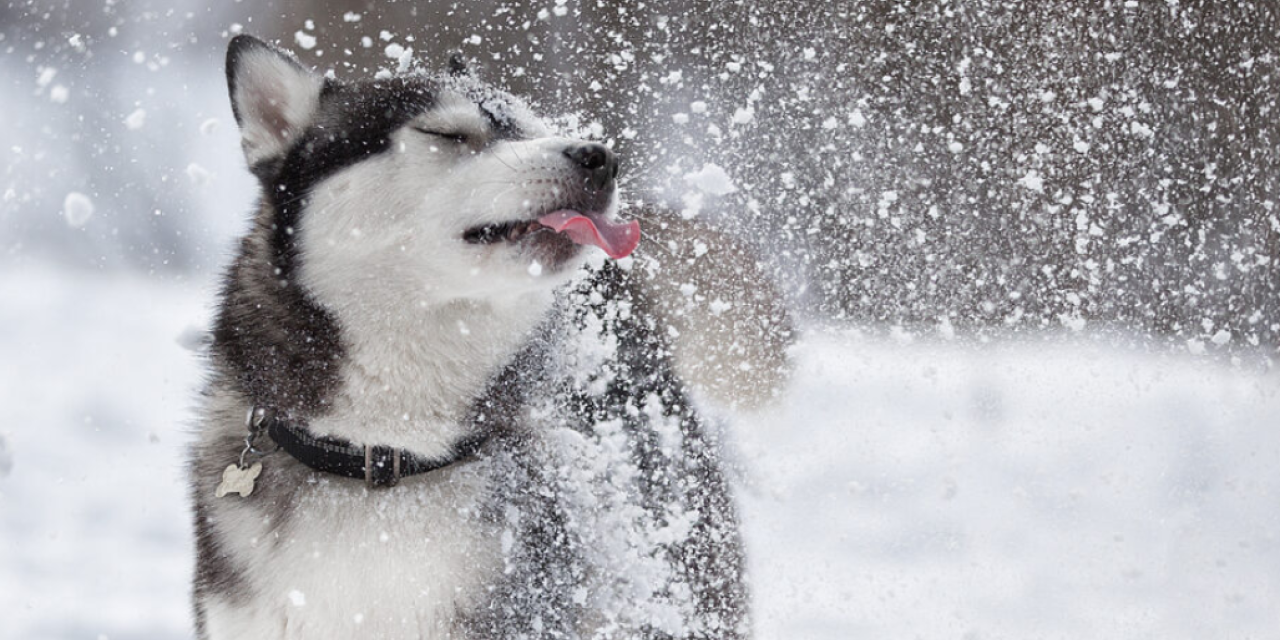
[189,36,758,639]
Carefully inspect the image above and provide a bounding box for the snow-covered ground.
[2,265,1278,639]
[739,335,1280,639]
[0,266,205,639]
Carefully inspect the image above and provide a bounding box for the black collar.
[265,415,489,488]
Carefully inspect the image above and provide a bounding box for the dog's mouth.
[462,210,641,260]
[462,219,548,245]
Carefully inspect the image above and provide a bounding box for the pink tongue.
[537,210,641,259]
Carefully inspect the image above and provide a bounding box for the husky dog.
[190,35,790,640]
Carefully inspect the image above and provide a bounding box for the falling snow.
[294,30,317,50]
[62,192,94,228]
[123,108,147,130]
[683,163,737,196]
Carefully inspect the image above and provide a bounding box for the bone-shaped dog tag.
[216,462,262,498]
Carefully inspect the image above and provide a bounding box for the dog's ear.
[226,35,323,166]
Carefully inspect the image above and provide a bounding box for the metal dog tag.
[216,462,262,498]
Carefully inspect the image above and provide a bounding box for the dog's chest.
[216,466,502,639]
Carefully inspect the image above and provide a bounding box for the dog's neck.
[216,202,565,459]
[305,284,553,458]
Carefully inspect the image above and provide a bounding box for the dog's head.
[225,35,638,307]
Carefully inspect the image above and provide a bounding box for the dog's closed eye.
[412,127,469,145]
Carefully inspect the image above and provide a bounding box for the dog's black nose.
[563,143,619,191]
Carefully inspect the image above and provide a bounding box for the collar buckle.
[364,445,403,488]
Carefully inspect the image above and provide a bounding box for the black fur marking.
[191,498,250,622]
[577,263,750,637]
[189,424,255,640]
[267,77,436,283]
[211,221,346,417]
